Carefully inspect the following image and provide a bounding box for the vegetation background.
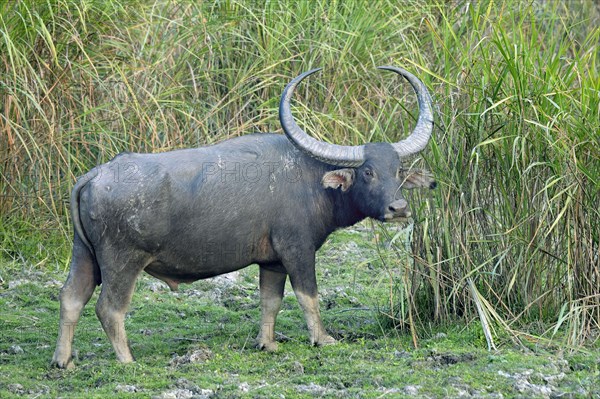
[0,0,598,364]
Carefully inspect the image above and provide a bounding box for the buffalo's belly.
[144,259,247,282]
[156,217,278,266]
[144,233,278,281]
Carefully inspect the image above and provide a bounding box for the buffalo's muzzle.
[384,199,411,220]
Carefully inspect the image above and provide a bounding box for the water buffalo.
[52,66,436,368]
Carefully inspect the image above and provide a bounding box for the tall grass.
[0,0,598,345]
[407,1,600,346]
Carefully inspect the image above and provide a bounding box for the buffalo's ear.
[322,169,355,192]
[399,168,436,190]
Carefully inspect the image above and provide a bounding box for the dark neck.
[295,153,367,248]
[312,185,366,249]
[330,188,365,228]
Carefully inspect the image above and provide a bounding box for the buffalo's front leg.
[256,265,286,351]
[276,244,337,347]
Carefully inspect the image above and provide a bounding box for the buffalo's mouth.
[382,211,412,222]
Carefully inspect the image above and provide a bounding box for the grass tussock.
[0,1,598,345]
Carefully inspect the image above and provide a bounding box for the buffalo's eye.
[364,169,373,177]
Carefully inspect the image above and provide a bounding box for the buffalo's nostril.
[388,199,408,213]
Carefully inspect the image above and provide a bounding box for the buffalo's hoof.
[256,340,279,352]
[51,358,75,369]
[314,335,338,347]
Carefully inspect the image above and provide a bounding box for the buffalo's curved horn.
[280,68,366,167]
[377,66,434,157]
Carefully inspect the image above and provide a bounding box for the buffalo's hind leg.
[95,250,147,363]
[52,234,100,369]
[256,265,287,351]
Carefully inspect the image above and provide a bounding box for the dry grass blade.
[467,278,497,351]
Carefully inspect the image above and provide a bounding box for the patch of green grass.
[1,229,599,398]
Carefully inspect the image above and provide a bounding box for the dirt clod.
[8,384,25,395]
[8,345,24,355]
[115,384,139,393]
[170,348,213,367]
[403,385,421,395]
[293,361,304,374]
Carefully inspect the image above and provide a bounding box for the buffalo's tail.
[70,171,96,255]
